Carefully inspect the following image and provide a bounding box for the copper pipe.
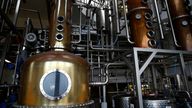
[49,0,72,50]
[167,0,192,51]
[127,0,156,48]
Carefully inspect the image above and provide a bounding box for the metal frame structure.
[133,47,192,108]
[0,0,21,82]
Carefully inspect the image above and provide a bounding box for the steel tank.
[96,8,107,31]
[113,95,134,108]
[167,0,192,51]
[143,99,175,108]
[17,0,92,107]
[143,97,176,108]
[127,0,156,48]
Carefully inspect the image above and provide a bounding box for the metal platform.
[132,47,192,108]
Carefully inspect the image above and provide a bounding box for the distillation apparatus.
[0,0,192,108]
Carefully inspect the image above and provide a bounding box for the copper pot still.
[127,0,156,48]
[167,0,192,51]
[18,0,91,107]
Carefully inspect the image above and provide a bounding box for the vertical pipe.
[99,86,102,103]
[13,0,21,25]
[101,85,107,108]
[108,2,115,59]
[0,0,5,27]
[176,74,182,90]
[179,53,189,91]
[98,52,101,81]
[0,0,10,32]
[12,44,21,84]
[105,6,110,63]
[22,18,32,50]
[101,31,104,48]
[90,53,94,82]
[164,0,180,47]
[4,0,21,85]
[87,8,91,62]
[37,11,43,30]
[1,0,5,9]
[151,65,157,95]
[122,0,134,44]
[153,0,164,39]
[78,5,82,43]
[0,36,9,81]
[113,0,120,33]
